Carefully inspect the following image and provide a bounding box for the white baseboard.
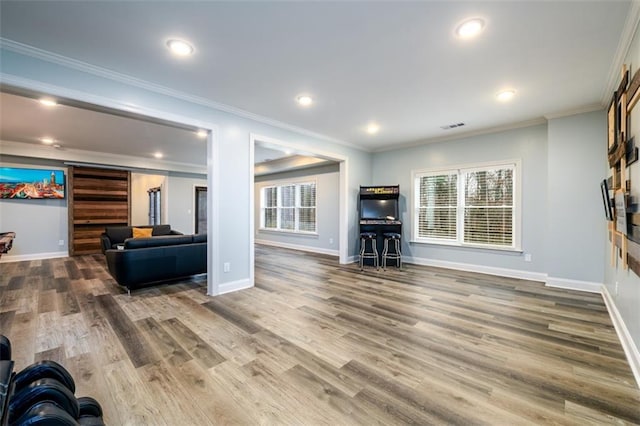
[346,255,357,264]
[216,278,253,295]
[255,239,339,257]
[403,256,547,282]
[545,276,602,293]
[602,285,640,389]
[0,251,68,263]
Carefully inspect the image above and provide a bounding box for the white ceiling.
[0,1,632,154]
[0,92,207,166]
[0,91,328,170]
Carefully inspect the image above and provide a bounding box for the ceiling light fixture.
[53,144,61,149]
[496,89,516,102]
[456,18,485,39]
[196,130,208,138]
[40,137,55,145]
[39,98,57,107]
[166,39,194,56]
[366,123,380,135]
[296,95,313,107]
[154,152,164,159]
[123,104,138,112]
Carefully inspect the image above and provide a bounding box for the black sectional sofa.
[103,227,207,291]
[100,224,183,253]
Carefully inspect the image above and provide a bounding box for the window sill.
[410,239,522,254]
[259,228,318,238]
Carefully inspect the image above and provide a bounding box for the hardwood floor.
[1,245,639,425]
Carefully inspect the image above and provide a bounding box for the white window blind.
[463,167,514,246]
[280,184,295,230]
[298,183,317,232]
[260,181,317,233]
[413,162,518,250]
[262,186,278,229]
[416,172,457,241]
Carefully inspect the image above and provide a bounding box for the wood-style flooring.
[1,245,639,425]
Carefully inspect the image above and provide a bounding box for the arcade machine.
[358,185,402,268]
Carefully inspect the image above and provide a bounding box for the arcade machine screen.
[360,199,398,220]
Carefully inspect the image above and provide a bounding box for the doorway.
[0,85,219,295]
[195,186,207,234]
[250,133,349,288]
[148,186,162,225]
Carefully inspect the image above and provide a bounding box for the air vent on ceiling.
[440,122,465,130]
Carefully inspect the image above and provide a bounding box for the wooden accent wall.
[68,166,130,255]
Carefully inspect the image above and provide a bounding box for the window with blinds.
[416,172,458,241]
[413,162,518,250]
[298,183,316,232]
[463,167,513,246]
[280,184,295,230]
[263,186,278,229]
[260,181,317,233]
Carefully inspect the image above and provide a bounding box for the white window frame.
[259,179,318,235]
[411,160,522,251]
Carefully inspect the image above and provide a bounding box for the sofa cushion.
[132,227,153,238]
[124,234,194,250]
[152,224,172,236]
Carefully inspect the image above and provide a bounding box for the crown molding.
[372,117,548,153]
[0,38,365,152]
[543,103,603,120]
[601,0,640,105]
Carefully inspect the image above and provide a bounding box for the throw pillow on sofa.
[132,227,153,238]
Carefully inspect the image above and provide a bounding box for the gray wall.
[547,111,606,283]
[0,155,68,259]
[0,155,206,260]
[372,124,549,275]
[255,164,340,254]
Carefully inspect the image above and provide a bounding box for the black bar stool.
[359,232,379,270]
[382,232,402,270]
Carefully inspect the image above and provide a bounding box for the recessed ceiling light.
[166,39,194,56]
[53,144,61,149]
[196,130,208,138]
[39,98,57,107]
[456,18,485,39]
[366,123,380,135]
[296,95,313,107]
[154,152,164,159]
[496,89,516,102]
[40,137,55,144]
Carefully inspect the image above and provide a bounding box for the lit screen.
[361,199,398,219]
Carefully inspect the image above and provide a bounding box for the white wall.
[131,172,167,226]
[372,124,549,278]
[255,164,340,255]
[0,155,68,261]
[166,172,207,234]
